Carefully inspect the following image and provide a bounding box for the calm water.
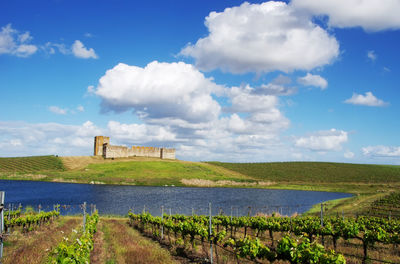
[0,180,352,216]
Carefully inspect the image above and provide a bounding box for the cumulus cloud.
[48,106,67,115]
[95,61,222,123]
[0,24,38,57]
[344,92,388,107]
[180,1,339,74]
[89,61,292,161]
[77,106,85,112]
[71,40,98,59]
[362,145,400,157]
[295,129,348,151]
[0,121,103,156]
[297,73,328,90]
[108,121,177,145]
[291,0,400,31]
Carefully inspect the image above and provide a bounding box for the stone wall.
[96,136,176,160]
[103,144,129,159]
[131,146,161,158]
[161,148,176,159]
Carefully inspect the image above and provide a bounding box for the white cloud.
[43,42,69,55]
[362,145,400,157]
[71,40,98,59]
[0,24,37,57]
[297,73,328,90]
[295,129,348,151]
[48,106,67,115]
[229,86,278,113]
[108,121,177,144]
[344,151,354,159]
[344,92,388,107]
[0,121,103,156]
[256,75,297,96]
[90,61,291,161]
[180,1,339,74]
[95,61,222,123]
[291,0,400,31]
[0,24,97,59]
[77,106,85,112]
[87,85,95,94]
[367,50,377,61]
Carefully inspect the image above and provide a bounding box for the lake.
[0,180,352,216]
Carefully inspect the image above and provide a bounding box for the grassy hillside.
[207,161,400,183]
[53,159,255,186]
[0,155,65,173]
[0,156,254,186]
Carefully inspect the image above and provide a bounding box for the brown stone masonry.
[93,136,175,160]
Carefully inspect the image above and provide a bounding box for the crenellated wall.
[131,146,161,158]
[95,136,175,160]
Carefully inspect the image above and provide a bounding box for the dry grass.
[180,178,275,187]
[98,218,179,264]
[61,156,169,170]
[2,216,81,264]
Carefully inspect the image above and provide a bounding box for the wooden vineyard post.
[320,203,324,246]
[209,202,213,264]
[320,203,324,227]
[161,206,164,240]
[83,202,87,232]
[0,191,5,261]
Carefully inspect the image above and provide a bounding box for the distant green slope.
[55,160,253,186]
[207,162,400,183]
[0,155,65,173]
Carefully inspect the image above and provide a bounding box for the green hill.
[0,155,65,173]
[207,161,400,183]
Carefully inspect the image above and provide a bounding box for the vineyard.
[128,211,400,264]
[207,162,400,184]
[363,191,400,218]
[0,155,65,173]
[0,205,179,264]
[1,205,400,263]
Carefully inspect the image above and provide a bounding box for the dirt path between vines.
[91,218,179,264]
[2,217,81,264]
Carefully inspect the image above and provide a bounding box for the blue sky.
[1,0,399,164]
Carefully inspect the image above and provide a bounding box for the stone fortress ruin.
[94,136,176,160]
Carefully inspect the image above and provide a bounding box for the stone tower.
[94,136,110,156]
